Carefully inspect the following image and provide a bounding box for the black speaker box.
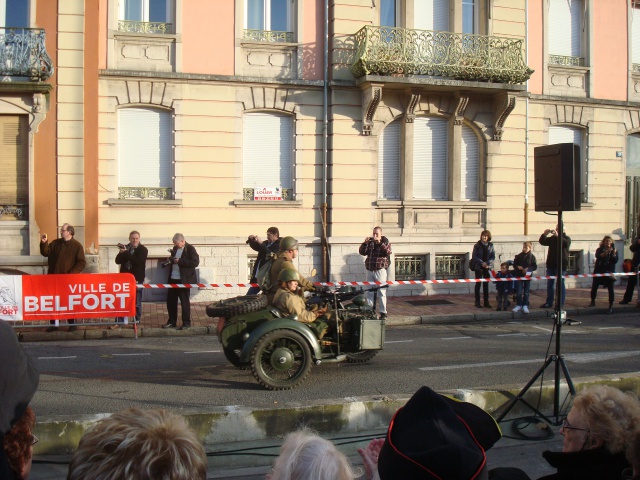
[534,143,581,212]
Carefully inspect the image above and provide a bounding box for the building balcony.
[0,28,53,81]
[352,26,533,85]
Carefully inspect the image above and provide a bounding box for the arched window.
[549,125,587,203]
[118,107,173,199]
[378,119,401,200]
[413,117,448,200]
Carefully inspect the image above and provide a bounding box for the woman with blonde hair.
[267,428,360,480]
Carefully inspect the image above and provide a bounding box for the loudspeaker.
[534,143,581,212]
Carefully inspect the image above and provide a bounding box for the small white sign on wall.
[254,186,282,201]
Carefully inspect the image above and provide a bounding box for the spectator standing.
[115,230,148,324]
[246,227,280,295]
[162,233,199,330]
[512,241,537,314]
[67,408,207,480]
[0,320,40,480]
[39,223,86,331]
[494,262,512,311]
[359,227,392,319]
[471,230,495,308]
[539,225,571,308]
[620,233,640,306]
[589,235,618,314]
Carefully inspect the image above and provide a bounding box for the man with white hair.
[163,233,199,330]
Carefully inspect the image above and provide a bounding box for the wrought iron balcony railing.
[632,63,640,74]
[118,187,172,200]
[118,21,174,34]
[0,28,53,80]
[548,54,585,67]
[243,29,293,43]
[352,26,533,84]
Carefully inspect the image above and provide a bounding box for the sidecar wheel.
[251,329,312,390]
[223,346,249,369]
[346,350,378,363]
[206,295,268,318]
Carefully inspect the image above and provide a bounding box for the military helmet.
[278,268,300,283]
[279,236,299,252]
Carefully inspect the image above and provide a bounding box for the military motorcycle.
[205,285,387,390]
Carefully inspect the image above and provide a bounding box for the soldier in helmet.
[265,236,315,305]
[273,269,326,324]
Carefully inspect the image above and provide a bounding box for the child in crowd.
[512,241,537,314]
[494,262,512,311]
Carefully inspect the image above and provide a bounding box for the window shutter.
[378,120,400,199]
[633,7,640,64]
[461,125,479,200]
[413,117,448,200]
[246,0,265,29]
[243,112,293,189]
[0,115,28,206]
[118,108,172,188]
[415,0,449,32]
[549,0,582,57]
[549,125,586,201]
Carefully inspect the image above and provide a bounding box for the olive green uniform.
[273,288,317,323]
[266,252,314,304]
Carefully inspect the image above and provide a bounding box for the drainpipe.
[321,0,330,281]
[524,0,530,236]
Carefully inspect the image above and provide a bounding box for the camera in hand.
[117,243,126,249]
[162,249,175,268]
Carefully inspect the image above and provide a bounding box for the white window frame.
[413,116,449,200]
[0,0,30,27]
[461,124,479,201]
[118,0,173,23]
[378,119,401,200]
[245,0,292,32]
[549,125,588,203]
[549,0,583,59]
[117,107,173,194]
[243,111,294,197]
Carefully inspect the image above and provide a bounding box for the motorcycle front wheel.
[251,329,312,390]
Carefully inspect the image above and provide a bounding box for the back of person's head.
[67,408,207,480]
[3,407,35,480]
[269,429,358,480]
[626,425,640,479]
[573,385,640,455]
[377,386,502,480]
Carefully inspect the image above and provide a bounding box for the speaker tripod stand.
[496,211,577,426]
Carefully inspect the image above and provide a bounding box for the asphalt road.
[27,311,640,417]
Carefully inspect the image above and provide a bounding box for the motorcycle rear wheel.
[346,350,378,363]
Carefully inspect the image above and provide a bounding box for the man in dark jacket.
[246,227,280,295]
[0,320,39,480]
[115,230,148,323]
[162,233,199,330]
[620,234,640,305]
[40,223,86,331]
[359,226,392,319]
[539,225,571,308]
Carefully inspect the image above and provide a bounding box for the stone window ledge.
[233,200,302,208]
[106,198,182,206]
[376,200,487,208]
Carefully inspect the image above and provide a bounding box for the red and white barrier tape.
[139,272,637,289]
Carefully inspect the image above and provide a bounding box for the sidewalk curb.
[33,373,640,461]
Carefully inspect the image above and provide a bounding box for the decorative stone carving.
[453,93,470,126]
[404,90,421,123]
[493,93,517,141]
[361,83,383,136]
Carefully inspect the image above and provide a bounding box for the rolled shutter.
[549,125,586,201]
[549,0,582,57]
[413,117,448,200]
[243,112,293,189]
[118,108,172,188]
[633,7,640,65]
[415,0,449,32]
[378,120,401,199]
[461,125,479,201]
[0,115,28,207]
